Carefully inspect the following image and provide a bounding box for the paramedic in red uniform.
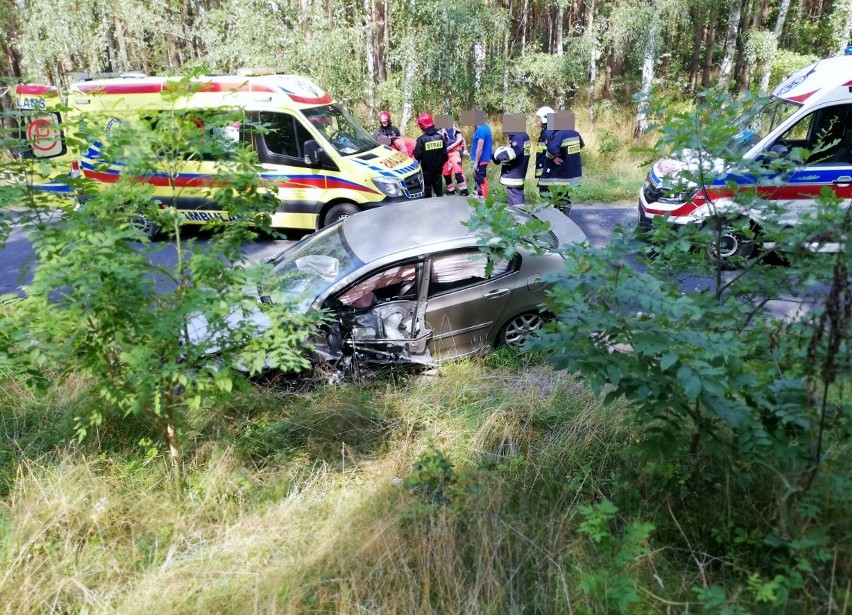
[439,124,469,196]
[373,110,401,140]
[413,113,448,198]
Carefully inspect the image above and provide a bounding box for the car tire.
[498,312,545,350]
[322,203,360,228]
[705,219,758,270]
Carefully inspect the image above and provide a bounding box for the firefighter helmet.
[416,113,434,130]
[379,110,391,125]
[493,144,517,165]
[535,106,555,125]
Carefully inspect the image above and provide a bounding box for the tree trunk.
[835,0,852,53]
[587,0,597,121]
[702,2,718,88]
[363,0,375,119]
[474,40,486,96]
[689,7,705,93]
[636,15,659,136]
[114,18,129,71]
[760,0,792,92]
[557,0,565,56]
[400,46,417,130]
[718,0,742,89]
[734,0,753,89]
[603,48,613,99]
[521,0,529,49]
[503,8,511,107]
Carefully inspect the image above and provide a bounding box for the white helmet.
[493,144,517,165]
[535,106,555,125]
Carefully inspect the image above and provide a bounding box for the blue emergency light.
[846,44,852,55]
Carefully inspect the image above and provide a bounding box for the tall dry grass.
[0,361,648,614]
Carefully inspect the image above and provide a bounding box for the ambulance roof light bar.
[74,71,147,82]
[236,67,290,77]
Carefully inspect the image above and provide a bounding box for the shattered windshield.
[728,98,801,154]
[302,104,378,156]
[270,225,364,312]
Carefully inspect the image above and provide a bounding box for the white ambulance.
[14,70,424,234]
[639,54,852,262]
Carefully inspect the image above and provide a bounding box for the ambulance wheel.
[322,203,360,227]
[129,213,159,239]
[498,312,545,350]
[705,219,758,270]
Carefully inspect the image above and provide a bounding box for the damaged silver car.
[266,196,586,369]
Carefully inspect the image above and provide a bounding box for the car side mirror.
[303,139,323,165]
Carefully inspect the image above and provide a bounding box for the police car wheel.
[498,312,545,350]
[129,213,159,239]
[323,203,360,227]
[705,220,757,270]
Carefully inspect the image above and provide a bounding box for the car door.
[253,111,329,229]
[423,249,518,360]
[766,104,852,224]
[326,259,434,365]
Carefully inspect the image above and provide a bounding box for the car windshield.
[270,225,364,312]
[513,207,559,250]
[728,97,801,154]
[302,104,378,156]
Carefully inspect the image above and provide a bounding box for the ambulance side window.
[258,112,311,161]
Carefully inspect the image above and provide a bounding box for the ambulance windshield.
[729,97,801,154]
[303,104,378,156]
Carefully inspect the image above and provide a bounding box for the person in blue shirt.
[471,115,493,198]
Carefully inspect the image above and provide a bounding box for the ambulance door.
[15,91,77,199]
[252,111,329,230]
[764,104,852,224]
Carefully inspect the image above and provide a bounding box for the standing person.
[439,123,469,196]
[538,110,584,216]
[373,110,401,140]
[495,128,531,206]
[471,115,493,198]
[413,113,448,198]
[533,106,555,188]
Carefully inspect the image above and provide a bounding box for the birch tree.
[718,0,742,88]
[758,0,791,92]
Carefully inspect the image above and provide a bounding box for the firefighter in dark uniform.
[495,130,531,206]
[539,111,584,216]
[413,113,448,198]
[533,106,555,191]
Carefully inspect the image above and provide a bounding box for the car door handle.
[832,176,852,186]
[483,288,510,299]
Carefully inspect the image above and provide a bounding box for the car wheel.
[322,203,360,227]
[129,212,159,239]
[498,312,545,350]
[705,219,757,270]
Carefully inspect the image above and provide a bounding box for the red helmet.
[379,110,391,125]
[417,113,434,130]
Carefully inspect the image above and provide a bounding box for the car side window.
[773,105,852,164]
[259,112,312,160]
[428,250,515,296]
[335,263,419,309]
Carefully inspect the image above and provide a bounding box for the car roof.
[341,196,477,262]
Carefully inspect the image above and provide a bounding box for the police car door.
[253,111,328,230]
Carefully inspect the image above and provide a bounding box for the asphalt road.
[0,204,819,320]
